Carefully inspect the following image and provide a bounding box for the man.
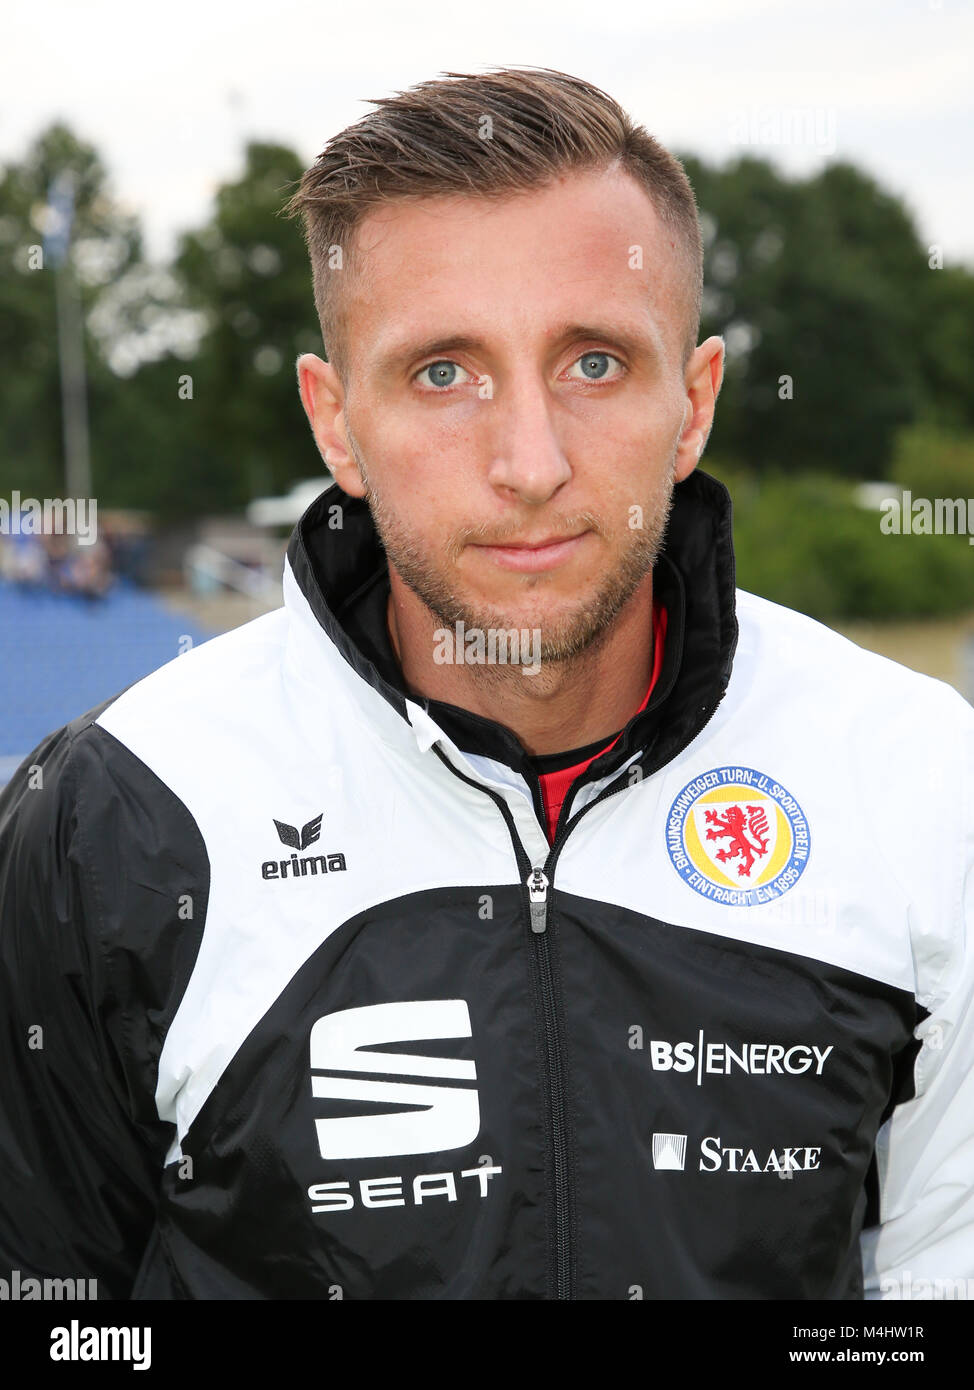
[0,66,971,1302]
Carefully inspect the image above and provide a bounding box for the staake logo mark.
[652,1132,688,1170]
[651,1131,823,1175]
[310,1000,480,1160]
[699,1135,821,1174]
[274,813,322,851]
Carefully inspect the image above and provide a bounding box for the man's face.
[300,166,722,663]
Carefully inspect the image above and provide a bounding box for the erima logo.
[274,813,322,850]
[310,1000,480,1160]
[262,813,346,880]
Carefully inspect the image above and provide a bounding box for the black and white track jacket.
[1,470,972,1301]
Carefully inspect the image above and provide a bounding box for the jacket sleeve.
[0,719,176,1299]
[860,694,974,1299]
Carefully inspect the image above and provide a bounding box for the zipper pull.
[526,867,550,933]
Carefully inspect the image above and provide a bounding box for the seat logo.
[310,1000,480,1160]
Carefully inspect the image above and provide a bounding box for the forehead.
[344,166,684,371]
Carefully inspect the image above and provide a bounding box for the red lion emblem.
[703,804,771,878]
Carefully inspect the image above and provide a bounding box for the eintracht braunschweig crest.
[666,766,810,907]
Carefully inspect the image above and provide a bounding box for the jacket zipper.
[527,867,549,933]
[516,693,730,1299]
[433,689,728,1301]
[523,864,572,1298]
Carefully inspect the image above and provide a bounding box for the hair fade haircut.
[283,66,703,384]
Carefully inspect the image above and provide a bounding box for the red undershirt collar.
[535,597,668,844]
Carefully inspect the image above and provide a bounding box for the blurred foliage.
[0,127,320,519]
[678,154,964,477]
[707,458,974,620]
[164,141,323,515]
[890,424,974,498]
[0,125,971,616]
[0,124,143,500]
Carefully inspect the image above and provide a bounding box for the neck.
[385,573,655,757]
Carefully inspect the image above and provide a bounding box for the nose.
[485,378,572,505]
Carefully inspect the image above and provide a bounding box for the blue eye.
[569,351,622,381]
[414,352,623,391]
[416,360,472,389]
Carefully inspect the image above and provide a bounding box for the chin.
[459,591,591,635]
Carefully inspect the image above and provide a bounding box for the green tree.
[0,122,142,499]
[680,155,944,478]
[910,265,974,434]
[163,141,324,516]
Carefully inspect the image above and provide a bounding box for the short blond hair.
[283,65,703,382]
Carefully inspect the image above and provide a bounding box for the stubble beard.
[346,424,678,673]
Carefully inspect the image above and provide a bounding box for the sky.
[2,0,972,266]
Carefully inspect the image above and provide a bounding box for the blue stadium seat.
[0,578,214,785]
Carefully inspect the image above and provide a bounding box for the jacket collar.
[285,468,739,783]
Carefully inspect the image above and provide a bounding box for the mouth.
[469,530,591,573]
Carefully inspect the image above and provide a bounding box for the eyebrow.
[373,321,660,380]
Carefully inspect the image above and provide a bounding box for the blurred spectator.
[61,535,114,599]
[0,521,114,599]
[0,531,48,588]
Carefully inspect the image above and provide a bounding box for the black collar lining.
[286,470,738,787]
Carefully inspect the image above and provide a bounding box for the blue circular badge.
[666,766,810,907]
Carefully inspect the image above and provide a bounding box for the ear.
[673,336,725,483]
[295,353,366,499]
